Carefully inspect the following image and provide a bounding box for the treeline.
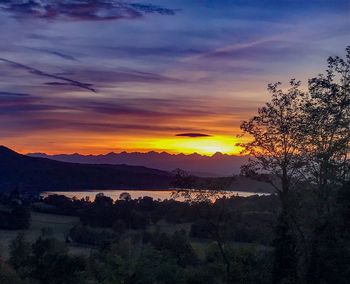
[0,206,30,230]
[0,184,348,283]
[0,190,279,283]
[34,192,278,246]
[0,191,31,230]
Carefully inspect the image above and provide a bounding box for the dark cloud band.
[0,91,31,97]
[0,58,97,93]
[176,133,212,138]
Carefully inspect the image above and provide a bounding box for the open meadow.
[0,211,92,259]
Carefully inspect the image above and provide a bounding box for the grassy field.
[0,210,268,261]
[0,211,92,259]
[147,220,192,234]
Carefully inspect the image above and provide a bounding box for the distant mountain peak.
[212,152,226,157]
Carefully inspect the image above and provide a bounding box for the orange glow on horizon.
[8,134,247,156]
[148,135,244,155]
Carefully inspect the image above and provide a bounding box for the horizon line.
[24,149,247,158]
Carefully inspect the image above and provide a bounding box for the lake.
[42,189,268,202]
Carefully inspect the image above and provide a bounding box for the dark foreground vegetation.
[0,181,349,284]
[1,192,279,284]
[0,48,349,284]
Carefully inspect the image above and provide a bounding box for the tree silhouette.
[302,47,350,283]
[239,46,350,283]
[302,46,350,213]
[238,79,306,200]
[238,79,307,283]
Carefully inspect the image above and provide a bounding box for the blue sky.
[0,0,349,154]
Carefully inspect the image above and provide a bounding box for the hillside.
[0,146,173,192]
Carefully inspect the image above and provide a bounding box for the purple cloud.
[32,48,79,61]
[73,68,183,85]
[0,1,177,21]
[0,91,31,97]
[0,58,97,93]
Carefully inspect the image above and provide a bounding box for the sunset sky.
[0,0,349,155]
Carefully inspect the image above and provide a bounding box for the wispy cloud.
[0,1,177,21]
[31,48,79,61]
[0,58,97,93]
[0,91,31,97]
[74,68,183,85]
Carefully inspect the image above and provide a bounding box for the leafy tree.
[0,263,24,284]
[8,233,31,274]
[0,205,31,230]
[299,47,350,283]
[302,46,350,212]
[8,235,88,284]
[10,206,31,229]
[119,192,132,201]
[238,79,306,283]
[131,247,185,284]
[239,47,350,283]
[238,79,306,204]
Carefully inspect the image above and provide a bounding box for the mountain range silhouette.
[0,146,173,192]
[28,151,249,177]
